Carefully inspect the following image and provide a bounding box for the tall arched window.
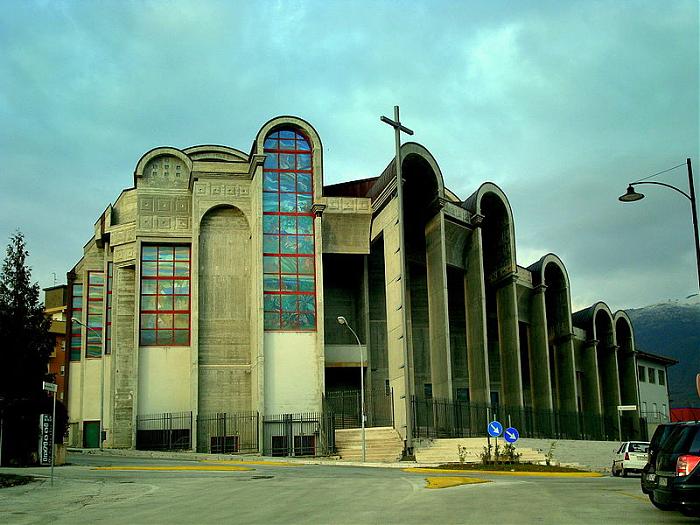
[262,129,316,331]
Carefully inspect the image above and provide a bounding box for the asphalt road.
[0,453,694,524]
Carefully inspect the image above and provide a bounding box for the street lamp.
[337,316,366,462]
[72,317,105,450]
[619,158,700,291]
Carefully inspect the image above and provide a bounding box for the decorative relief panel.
[323,197,371,214]
[443,200,471,225]
[195,182,250,198]
[113,243,136,263]
[109,225,136,247]
[141,155,189,189]
[137,195,192,233]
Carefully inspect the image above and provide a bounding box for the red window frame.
[69,283,83,361]
[139,245,191,346]
[86,271,105,358]
[262,129,317,331]
[105,262,113,354]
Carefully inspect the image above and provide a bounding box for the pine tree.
[0,231,55,465]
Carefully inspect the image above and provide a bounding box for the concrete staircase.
[415,437,547,464]
[335,427,404,462]
[414,437,622,472]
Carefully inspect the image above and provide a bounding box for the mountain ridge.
[626,296,700,408]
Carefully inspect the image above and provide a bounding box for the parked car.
[642,422,682,510]
[649,421,700,517]
[612,441,649,477]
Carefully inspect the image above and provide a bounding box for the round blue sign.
[487,420,503,437]
[504,427,519,443]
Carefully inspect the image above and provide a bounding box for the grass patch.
[435,463,589,473]
[0,474,35,489]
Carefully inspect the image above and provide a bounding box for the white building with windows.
[637,350,677,437]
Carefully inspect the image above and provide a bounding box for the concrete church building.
[64,115,642,455]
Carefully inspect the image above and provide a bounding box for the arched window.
[262,129,316,331]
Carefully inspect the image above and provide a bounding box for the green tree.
[0,232,56,465]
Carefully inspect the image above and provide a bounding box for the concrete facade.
[64,115,643,453]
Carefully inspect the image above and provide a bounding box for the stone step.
[335,427,403,463]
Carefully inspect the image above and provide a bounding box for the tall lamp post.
[337,316,365,463]
[72,317,105,449]
[619,158,700,291]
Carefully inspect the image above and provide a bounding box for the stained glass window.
[86,271,104,357]
[140,245,191,346]
[70,283,83,361]
[263,129,316,330]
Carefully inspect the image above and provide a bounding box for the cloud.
[0,0,697,311]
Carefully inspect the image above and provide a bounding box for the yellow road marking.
[425,476,491,489]
[403,467,603,478]
[93,465,254,472]
[201,460,300,467]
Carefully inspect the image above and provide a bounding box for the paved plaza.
[0,453,690,524]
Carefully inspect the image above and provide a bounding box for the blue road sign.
[487,420,503,437]
[504,427,520,443]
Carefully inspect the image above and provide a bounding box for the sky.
[0,0,697,312]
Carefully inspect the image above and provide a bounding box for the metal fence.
[411,397,642,441]
[326,388,394,429]
[136,411,192,451]
[196,412,259,454]
[262,411,335,457]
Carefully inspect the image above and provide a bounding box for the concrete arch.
[197,204,253,417]
[197,201,252,232]
[401,142,446,201]
[463,182,517,279]
[254,116,324,196]
[134,147,193,186]
[614,311,640,430]
[183,145,248,162]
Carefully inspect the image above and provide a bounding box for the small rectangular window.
[658,369,665,386]
[424,383,433,400]
[648,368,656,384]
[60,365,65,376]
[638,365,646,382]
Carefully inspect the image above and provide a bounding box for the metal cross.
[379,106,414,455]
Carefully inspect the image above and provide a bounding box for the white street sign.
[42,381,58,393]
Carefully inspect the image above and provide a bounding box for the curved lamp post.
[72,317,105,450]
[337,316,366,462]
[619,158,700,291]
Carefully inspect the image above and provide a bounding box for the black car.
[641,423,681,503]
[649,421,700,517]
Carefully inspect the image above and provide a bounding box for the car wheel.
[649,493,674,511]
[611,463,619,477]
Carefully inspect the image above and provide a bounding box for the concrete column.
[555,334,578,414]
[425,212,452,400]
[111,265,137,449]
[496,275,523,408]
[463,229,490,405]
[618,347,641,438]
[581,340,603,415]
[600,345,623,438]
[382,200,413,442]
[529,285,554,411]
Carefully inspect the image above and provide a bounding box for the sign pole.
[50,392,56,486]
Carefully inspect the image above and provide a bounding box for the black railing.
[262,411,335,457]
[136,411,192,451]
[411,397,644,441]
[196,412,259,454]
[326,388,394,429]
